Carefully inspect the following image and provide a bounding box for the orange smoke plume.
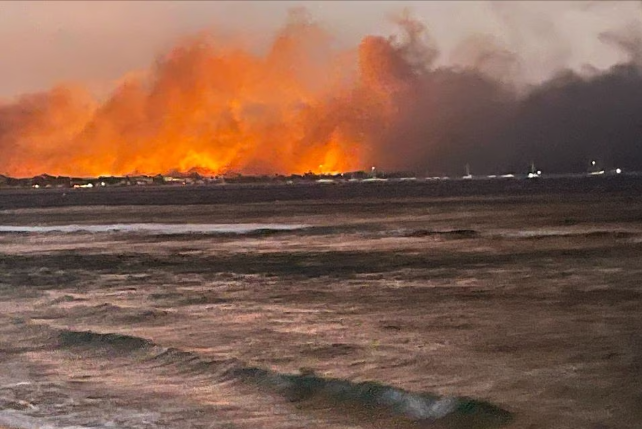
[1,9,420,178]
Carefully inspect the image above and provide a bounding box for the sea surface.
[0,184,641,429]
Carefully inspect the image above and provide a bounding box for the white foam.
[425,397,459,419]
[496,228,636,239]
[378,390,458,420]
[0,223,308,235]
[0,381,33,389]
[0,410,90,429]
[499,229,575,238]
[0,408,162,429]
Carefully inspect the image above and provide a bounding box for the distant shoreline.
[0,174,640,211]
[0,168,635,191]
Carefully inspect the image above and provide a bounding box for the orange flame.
[0,10,419,178]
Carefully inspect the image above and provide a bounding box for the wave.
[402,229,479,239]
[58,329,155,351]
[57,329,244,377]
[495,229,638,239]
[35,303,173,326]
[56,328,514,428]
[237,368,514,428]
[0,223,308,235]
[400,228,639,241]
[0,409,95,429]
[80,303,171,321]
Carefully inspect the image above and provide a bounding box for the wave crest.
[56,328,513,427]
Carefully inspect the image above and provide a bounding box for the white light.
[537,170,542,175]
[591,161,596,166]
[100,182,106,186]
[616,168,622,174]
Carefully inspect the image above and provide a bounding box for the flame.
[0,10,421,178]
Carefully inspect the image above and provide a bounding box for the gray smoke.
[366,8,642,175]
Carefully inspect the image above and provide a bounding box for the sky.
[0,1,641,99]
[1,1,642,177]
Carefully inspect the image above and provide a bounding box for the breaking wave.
[397,228,639,241]
[39,303,174,324]
[494,229,639,239]
[0,223,308,235]
[56,328,514,428]
[0,410,95,429]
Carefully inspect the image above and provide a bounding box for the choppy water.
[0,193,641,429]
[0,223,308,235]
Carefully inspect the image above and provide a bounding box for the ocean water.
[0,191,641,429]
[0,224,308,235]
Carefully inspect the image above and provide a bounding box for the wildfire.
[0,9,419,178]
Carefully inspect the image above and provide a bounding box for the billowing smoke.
[1,7,641,177]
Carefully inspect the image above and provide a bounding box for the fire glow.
[0,10,424,178]
[5,7,640,179]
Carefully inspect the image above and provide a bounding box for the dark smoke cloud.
[506,64,642,173]
[365,11,642,175]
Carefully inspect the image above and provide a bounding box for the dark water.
[0,188,641,428]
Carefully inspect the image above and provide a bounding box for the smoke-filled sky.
[1,1,640,97]
[1,1,642,177]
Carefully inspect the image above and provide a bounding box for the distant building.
[127,176,154,186]
[70,178,95,188]
[98,176,128,187]
[163,176,186,185]
[32,174,71,188]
